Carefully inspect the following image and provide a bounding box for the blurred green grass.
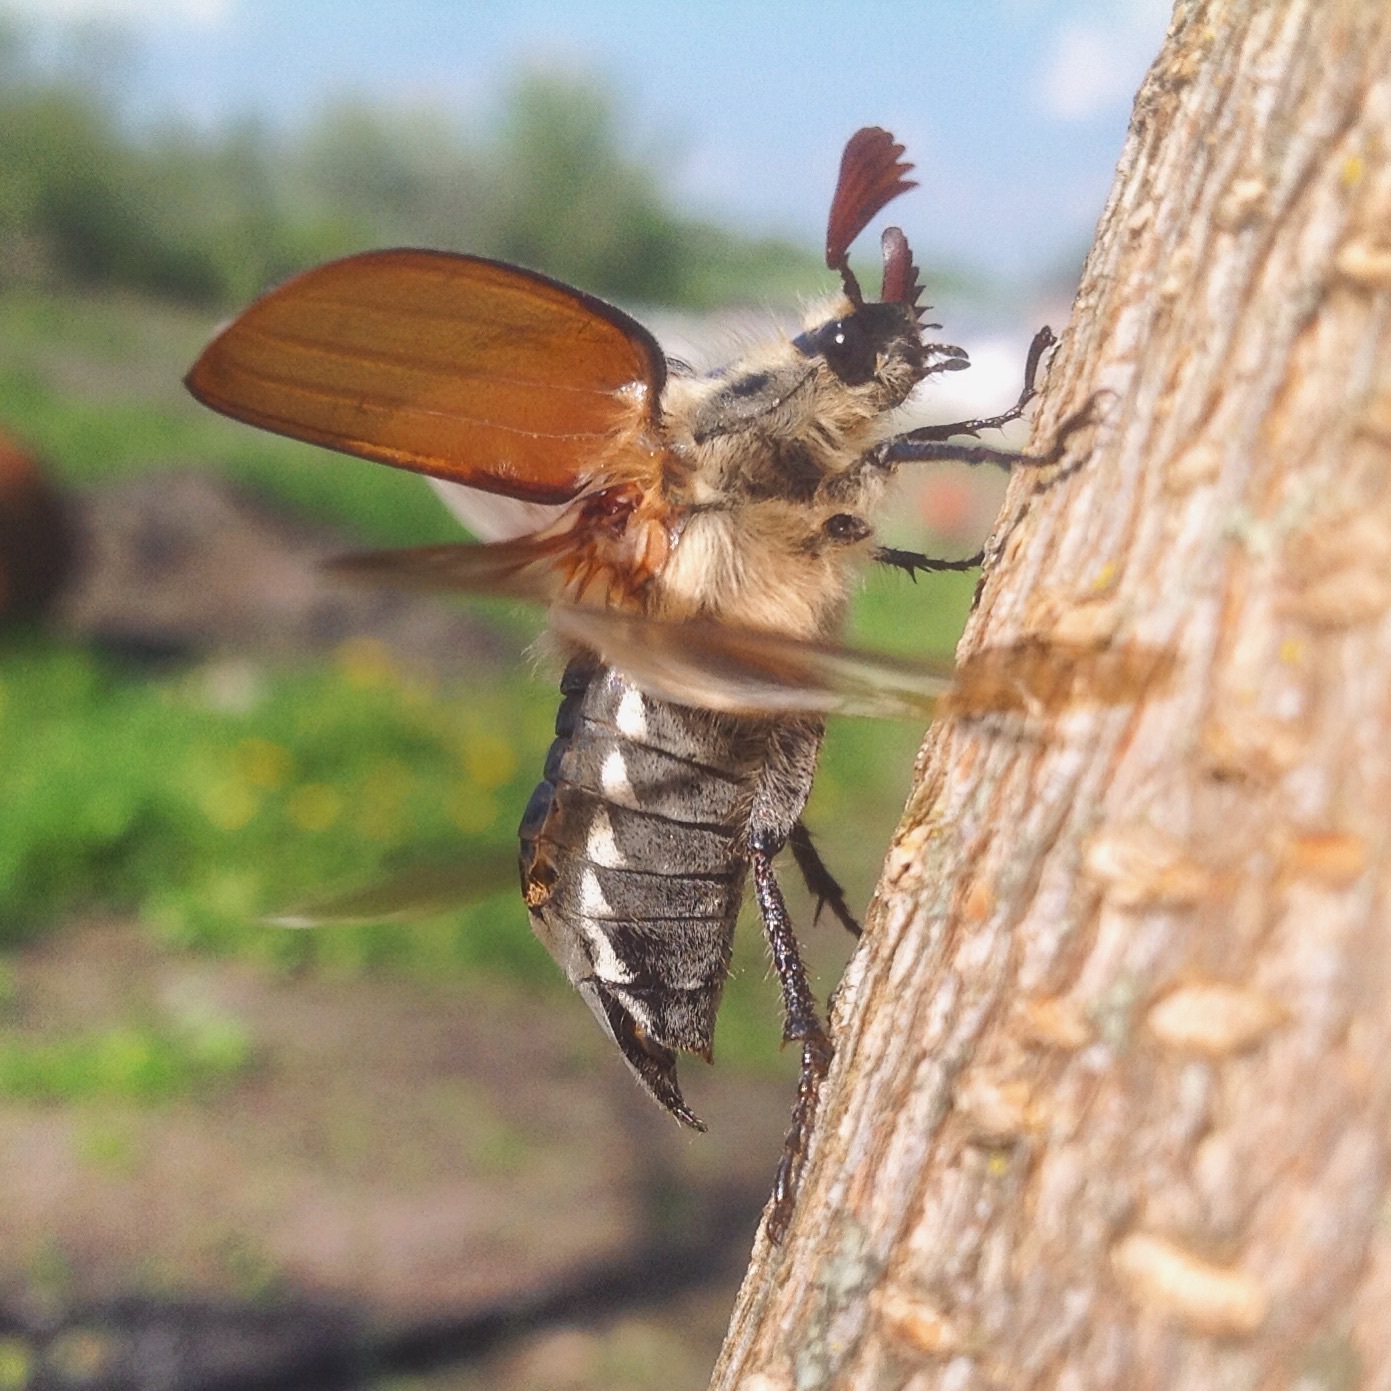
[0,285,976,1095]
[0,289,469,548]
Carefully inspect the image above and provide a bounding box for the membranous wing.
[550,606,954,719]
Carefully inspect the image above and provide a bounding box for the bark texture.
[712,2,1391,1387]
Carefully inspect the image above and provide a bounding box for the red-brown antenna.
[824,127,917,304]
[878,225,924,321]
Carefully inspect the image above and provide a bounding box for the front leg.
[874,545,985,579]
[901,325,1056,446]
[878,387,1104,473]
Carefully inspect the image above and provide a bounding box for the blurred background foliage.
[0,17,977,1104]
[0,18,822,310]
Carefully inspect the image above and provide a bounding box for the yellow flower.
[235,737,292,788]
[286,784,341,832]
[464,733,517,790]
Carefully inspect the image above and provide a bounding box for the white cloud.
[0,0,232,26]
[1034,1,1171,122]
[1038,23,1132,120]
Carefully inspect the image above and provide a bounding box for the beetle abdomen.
[518,658,769,1122]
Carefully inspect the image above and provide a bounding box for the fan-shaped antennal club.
[824,127,917,305]
[879,226,925,323]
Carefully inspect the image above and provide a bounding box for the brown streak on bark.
[711,2,1391,1387]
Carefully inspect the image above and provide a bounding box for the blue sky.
[6,0,1171,282]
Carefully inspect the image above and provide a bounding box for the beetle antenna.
[879,225,925,323]
[825,127,917,306]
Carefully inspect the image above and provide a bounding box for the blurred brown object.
[0,428,74,624]
[54,469,517,673]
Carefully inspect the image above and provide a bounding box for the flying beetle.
[186,127,1068,1240]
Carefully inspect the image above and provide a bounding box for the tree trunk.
[711,2,1391,1387]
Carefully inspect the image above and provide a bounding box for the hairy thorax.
[645,316,910,636]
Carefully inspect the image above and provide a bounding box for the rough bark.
[711,2,1391,1387]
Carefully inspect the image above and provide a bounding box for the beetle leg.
[751,831,833,1243]
[901,324,1056,444]
[788,821,861,937]
[873,545,985,579]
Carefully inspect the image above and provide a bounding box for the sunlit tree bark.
[712,2,1391,1386]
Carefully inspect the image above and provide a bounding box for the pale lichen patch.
[1112,1231,1269,1336]
[1280,830,1368,886]
[1015,995,1095,1052]
[1335,239,1391,289]
[1083,826,1211,908]
[955,1075,1041,1143]
[1147,980,1287,1055]
[876,1288,962,1358]
[1202,715,1302,783]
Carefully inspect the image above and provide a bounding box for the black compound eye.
[823,513,871,543]
[793,315,878,385]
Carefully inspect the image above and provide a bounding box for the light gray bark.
[711,2,1391,1387]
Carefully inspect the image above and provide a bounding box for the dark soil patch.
[0,920,798,1388]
